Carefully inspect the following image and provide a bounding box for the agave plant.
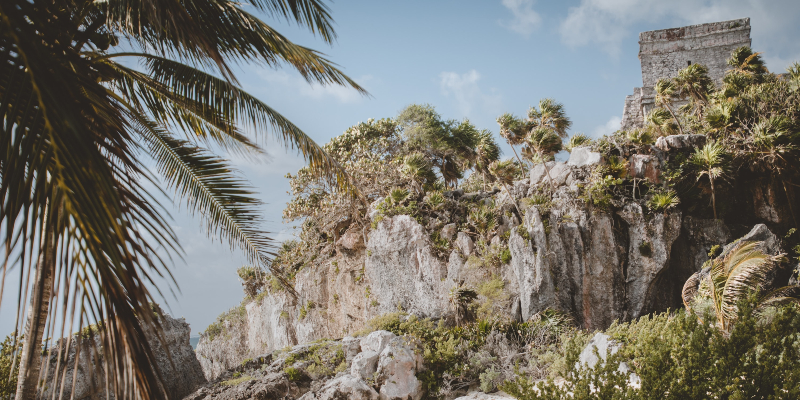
[388,187,411,206]
[565,133,592,152]
[648,190,680,212]
[626,128,655,146]
[468,204,497,237]
[423,191,446,210]
[682,241,799,332]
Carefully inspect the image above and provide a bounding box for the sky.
[3,0,800,338]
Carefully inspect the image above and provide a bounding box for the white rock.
[455,232,474,257]
[454,391,515,399]
[351,350,380,380]
[377,338,424,400]
[317,374,379,400]
[655,134,706,151]
[361,330,396,354]
[578,333,620,369]
[567,147,602,167]
[529,162,558,185]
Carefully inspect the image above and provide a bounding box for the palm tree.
[496,113,528,166]
[654,79,685,134]
[473,130,502,191]
[674,63,714,118]
[524,127,563,187]
[0,1,365,399]
[565,133,592,152]
[646,108,678,137]
[528,98,572,138]
[690,141,729,220]
[682,241,799,332]
[488,160,521,214]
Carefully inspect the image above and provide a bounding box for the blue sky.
[3,0,800,337]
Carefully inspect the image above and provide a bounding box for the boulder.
[441,223,457,241]
[455,232,474,257]
[567,147,603,167]
[316,375,379,400]
[529,162,558,186]
[628,154,661,183]
[341,336,362,362]
[376,338,424,400]
[361,330,396,354]
[655,134,706,151]
[351,350,380,380]
[578,333,620,369]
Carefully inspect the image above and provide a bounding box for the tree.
[528,98,572,138]
[488,160,522,214]
[496,113,528,166]
[689,141,729,219]
[674,63,714,119]
[682,241,799,332]
[565,133,592,152]
[0,0,365,398]
[472,130,502,191]
[398,104,480,189]
[654,79,685,134]
[524,127,563,187]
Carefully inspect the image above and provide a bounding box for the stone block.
[627,154,661,183]
[567,147,603,167]
[655,134,707,151]
[377,338,424,400]
[441,223,457,241]
[455,232,474,257]
[317,375,379,400]
[360,330,396,354]
[351,350,380,380]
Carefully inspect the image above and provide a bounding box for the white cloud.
[559,0,800,68]
[254,69,370,104]
[439,70,502,119]
[592,116,621,138]
[500,0,542,37]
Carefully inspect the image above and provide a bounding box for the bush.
[503,301,800,399]
[0,334,21,398]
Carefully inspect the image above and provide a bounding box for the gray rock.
[455,232,474,258]
[339,229,365,250]
[351,350,380,380]
[529,162,558,186]
[719,224,780,259]
[41,312,206,400]
[317,375,379,400]
[361,330,396,354]
[567,147,603,167]
[441,223,457,241]
[341,336,362,362]
[655,134,706,151]
[579,333,620,369]
[377,338,424,400]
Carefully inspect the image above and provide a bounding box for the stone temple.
[620,18,752,130]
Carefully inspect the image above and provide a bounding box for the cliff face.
[195,142,793,381]
[40,312,206,400]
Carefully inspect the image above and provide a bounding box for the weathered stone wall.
[620,18,751,130]
[639,18,751,87]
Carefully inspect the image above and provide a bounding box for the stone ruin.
[620,18,752,130]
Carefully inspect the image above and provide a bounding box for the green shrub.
[499,247,512,264]
[221,374,253,386]
[0,334,21,398]
[203,304,247,341]
[284,367,302,382]
[502,301,800,399]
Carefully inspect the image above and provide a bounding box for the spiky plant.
[565,133,592,152]
[488,159,522,214]
[727,46,769,76]
[654,79,685,134]
[388,187,411,206]
[646,108,678,137]
[423,191,446,210]
[682,241,798,332]
[474,130,502,190]
[690,141,729,219]
[468,204,497,237]
[402,152,437,192]
[449,285,478,326]
[525,127,563,187]
[626,128,655,146]
[648,190,680,212]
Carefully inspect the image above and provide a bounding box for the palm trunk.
[710,177,718,220]
[500,181,521,216]
[509,145,525,169]
[664,103,685,135]
[539,151,554,187]
[15,224,56,400]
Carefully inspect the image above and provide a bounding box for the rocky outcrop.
[186,331,423,400]
[196,148,796,381]
[40,312,205,400]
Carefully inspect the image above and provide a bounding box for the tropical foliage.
[0,0,365,398]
